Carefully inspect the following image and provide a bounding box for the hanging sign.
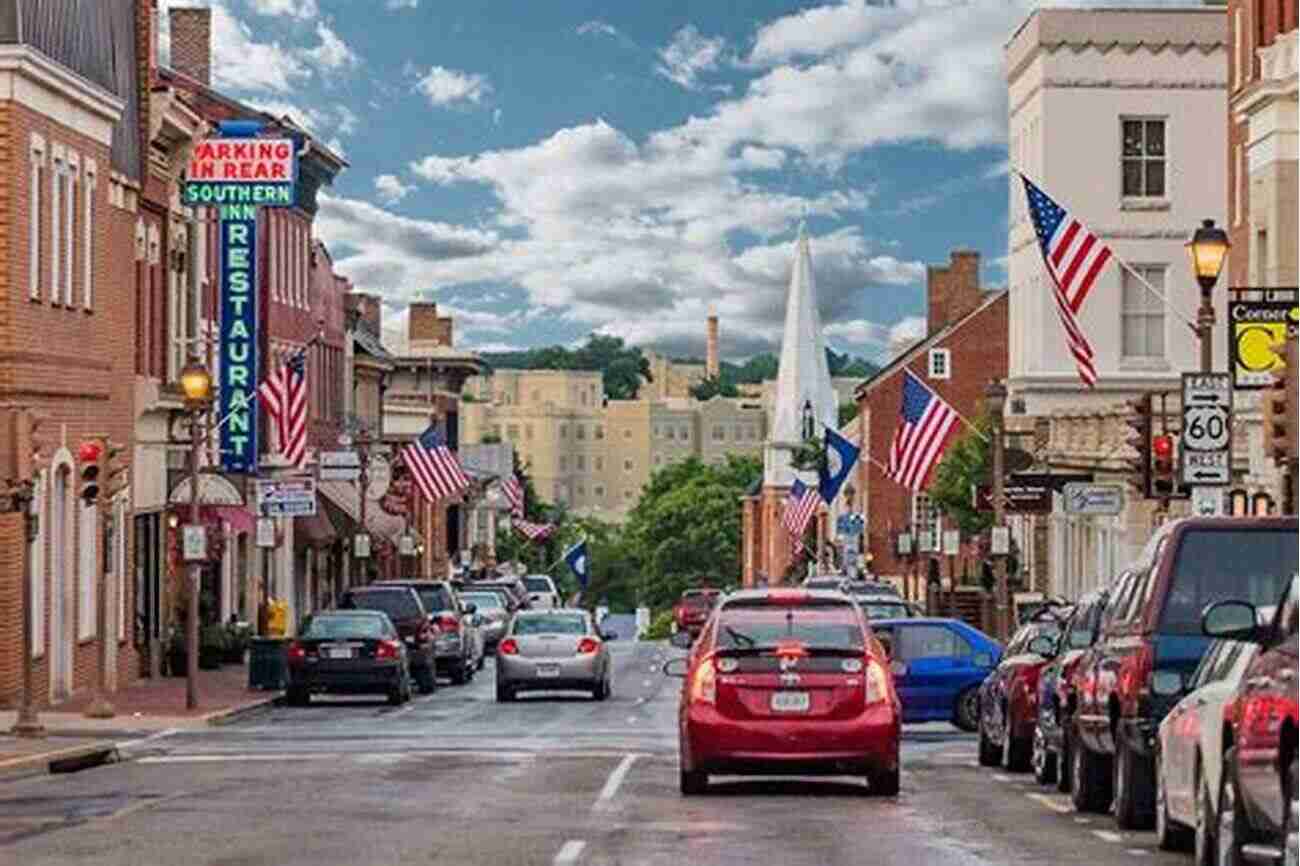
[1227,297,1298,389]
[182,138,296,206]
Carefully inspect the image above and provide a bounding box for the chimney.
[169,7,211,85]
[409,302,454,349]
[926,250,982,336]
[345,293,382,333]
[706,305,720,379]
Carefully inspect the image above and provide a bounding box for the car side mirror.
[669,631,694,649]
[663,658,689,677]
[1028,635,1056,658]
[1202,600,1260,641]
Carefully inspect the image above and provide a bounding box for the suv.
[1069,517,1298,829]
[1204,572,1299,865]
[375,580,480,685]
[337,586,437,693]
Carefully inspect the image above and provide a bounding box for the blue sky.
[159,0,1194,363]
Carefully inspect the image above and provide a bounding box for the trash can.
[248,638,289,691]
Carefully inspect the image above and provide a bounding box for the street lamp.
[1186,219,1230,374]
[178,356,212,710]
[983,379,1009,641]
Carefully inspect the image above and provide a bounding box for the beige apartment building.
[460,369,767,521]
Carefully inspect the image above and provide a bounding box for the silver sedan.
[495,609,614,702]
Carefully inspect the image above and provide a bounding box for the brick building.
[851,252,1009,594]
[0,0,145,707]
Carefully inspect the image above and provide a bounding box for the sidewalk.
[0,663,281,781]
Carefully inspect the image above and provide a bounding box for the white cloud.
[576,20,620,38]
[206,2,311,93]
[386,0,419,8]
[416,66,492,107]
[305,21,361,71]
[374,173,416,204]
[247,0,318,18]
[492,108,503,126]
[335,105,360,136]
[655,25,726,90]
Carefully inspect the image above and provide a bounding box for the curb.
[0,742,118,783]
[204,693,282,727]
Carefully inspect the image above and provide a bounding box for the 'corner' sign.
[183,126,297,473]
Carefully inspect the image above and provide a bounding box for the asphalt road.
[0,639,1191,866]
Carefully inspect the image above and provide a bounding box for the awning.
[317,479,406,544]
[210,505,255,535]
[295,507,337,548]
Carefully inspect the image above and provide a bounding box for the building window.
[681,426,690,441]
[29,135,45,299]
[78,501,96,639]
[575,425,585,441]
[576,484,586,498]
[1234,144,1245,227]
[63,156,76,306]
[911,492,942,553]
[1234,7,1244,89]
[594,425,604,440]
[595,457,605,472]
[654,425,662,439]
[623,489,633,501]
[576,455,585,471]
[623,428,631,440]
[1256,228,1269,284]
[1120,265,1166,360]
[83,160,95,308]
[623,458,634,472]
[653,454,662,467]
[666,426,675,440]
[712,425,725,442]
[928,348,951,380]
[1121,118,1166,198]
[594,485,605,498]
[559,424,568,439]
[580,390,588,406]
[559,456,568,472]
[51,156,63,301]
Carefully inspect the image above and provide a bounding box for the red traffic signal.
[77,438,104,505]
[1152,434,1174,460]
[77,439,103,464]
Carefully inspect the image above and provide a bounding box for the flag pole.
[908,374,988,442]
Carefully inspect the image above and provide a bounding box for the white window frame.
[168,228,187,383]
[928,348,951,380]
[51,150,63,302]
[83,160,95,309]
[78,500,96,639]
[29,134,45,299]
[63,152,77,306]
[911,492,942,553]
[1120,264,1167,362]
[30,471,45,657]
[1120,116,1168,200]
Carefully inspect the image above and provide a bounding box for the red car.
[1203,572,1298,865]
[672,588,720,637]
[664,588,900,796]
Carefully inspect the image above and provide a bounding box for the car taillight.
[375,640,401,660]
[498,638,520,655]
[577,637,601,655]
[1118,644,1154,710]
[1242,694,1289,741]
[436,614,461,634]
[287,641,307,664]
[865,658,889,704]
[690,656,717,705]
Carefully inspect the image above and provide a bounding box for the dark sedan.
[286,611,413,706]
[338,586,437,693]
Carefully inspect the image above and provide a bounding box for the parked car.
[496,609,616,702]
[337,585,437,693]
[473,578,532,611]
[1069,516,1297,830]
[846,580,903,599]
[871,617,1000,732]
[673,588,721,638]
[523,575,562,609]
[1203,572,1299,866]
[1035,587,1110,790]
[978,610,1070,771]
[460,589,510,650]
[1155,633,1263,858]
[375,579,481,685]
[286,611,412,706]
[852,593,916,621]
[663,587,901,796]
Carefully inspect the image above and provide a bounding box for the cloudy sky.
[161,0,1197,362]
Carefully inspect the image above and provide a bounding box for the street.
[1,639,1186,866]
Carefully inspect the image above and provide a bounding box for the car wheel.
[1217,748,1252,866]
[1033,725,1058,786]
[1003,710,1031,773]
[978,713,1001,767]
[1195,771,1218,866]
[1070,735,1112,814]
[1156,748,1193,851]
[867,765,901,797]
[449,658,469,686]
[495,682,514,703]
[592,678,608,701]
[416,664,437,694]
[286,686,310,707]
[680,767,708,796]
[387,684,404,706]
[1114,736,1156,830]
[954,686,981,733]
[1057,728,1073,794]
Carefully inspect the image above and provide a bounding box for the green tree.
[837,402,858,428]
[689,375,739,400]
[927,413,993,537]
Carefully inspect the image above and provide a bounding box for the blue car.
[871,618,1001,732]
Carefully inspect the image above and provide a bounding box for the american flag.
[502,474,525,517]
[782,479,821,554]
[257,351,308,470]
[1021,176,1110,387]
[513,519,555,542]
[401,424,471,503]
[887,370,960,492]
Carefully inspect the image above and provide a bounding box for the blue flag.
[564,540,590,589]
[819,426,861,504]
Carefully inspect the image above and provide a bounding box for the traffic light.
[77,438,103,505]
[1262,336,1295,466]
[103,440,128,500]
[1123,394,1153,497]
[1151,433,1176,497]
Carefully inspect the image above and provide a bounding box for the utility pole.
[985,379,1009,642]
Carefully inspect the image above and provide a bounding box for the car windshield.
[1160,529,1299,633]
[803,579,844,591]
[514,615,587,635]
[715,605,865,651]
[462,593,503,610]
[861,601,910,619]
[524,577,553,592]
[302,615,388,639]
[412,586,451,613]
[339,590,422,621]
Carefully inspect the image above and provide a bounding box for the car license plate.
[323,646,355,660]
[536,664,560,678]
[770,691,810,713]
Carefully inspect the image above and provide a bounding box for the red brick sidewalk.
[54,663,277,721]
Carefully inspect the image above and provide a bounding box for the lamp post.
[1186,219,1230,374]
[11,477,43,737]
[984,378,1009,641]
[179,357,213,711]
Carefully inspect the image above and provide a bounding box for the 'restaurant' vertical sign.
[182,122,297,473]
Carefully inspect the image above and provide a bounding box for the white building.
[1004,7,1229,597]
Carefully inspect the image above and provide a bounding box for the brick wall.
[926,250,983,336]
[410,302,454,347]
[858,292,1009,582]
[169,7,211,86]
